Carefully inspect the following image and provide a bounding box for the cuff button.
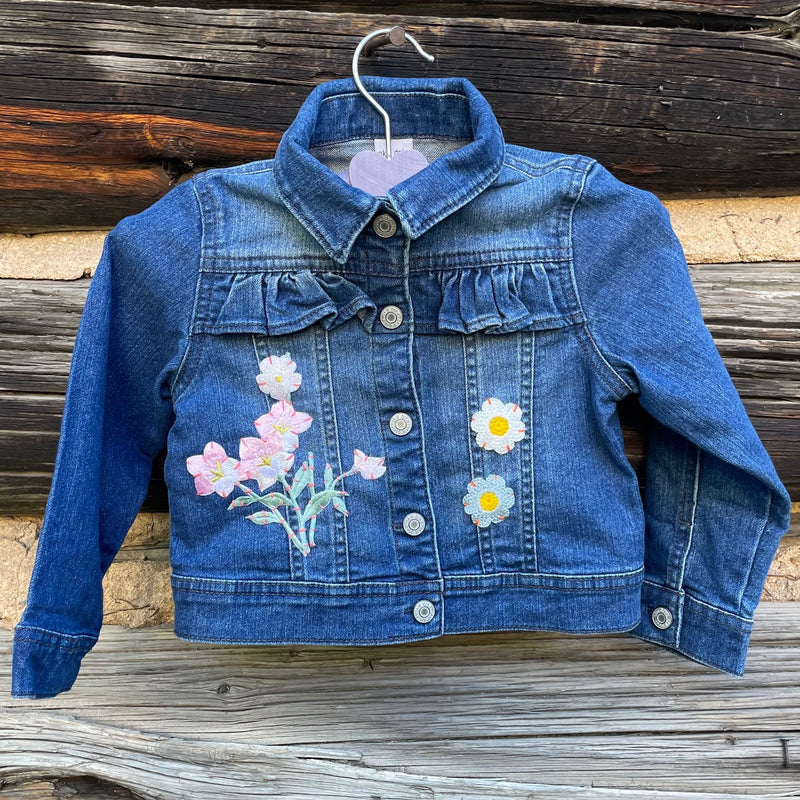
[651,606,674,630]
[412,599,436,624]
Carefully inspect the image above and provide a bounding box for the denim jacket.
[12,75,792,698]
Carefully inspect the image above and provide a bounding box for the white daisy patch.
[462,474,515,527]
[470,397,525,454]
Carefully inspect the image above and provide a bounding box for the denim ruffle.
[207,269,378,335]
[204,262,574,337]
[411,262,574,334]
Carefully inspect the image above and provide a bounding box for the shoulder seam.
[168,176,205,401]
[503,150,583,179]
[567,159,636,399]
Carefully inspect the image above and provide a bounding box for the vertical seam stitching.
[675,446,702,649]
[566,160,635,399]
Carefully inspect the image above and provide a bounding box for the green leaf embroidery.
[247,509,285,525]
[227,494,264,509]
[291,462,311,497]
[331,494,349,516]
[260,492,290,508]
[324,463,334,487]
[302,489,343,522]
[229,491,288,511]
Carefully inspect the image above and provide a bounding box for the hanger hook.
[352,26,435,160]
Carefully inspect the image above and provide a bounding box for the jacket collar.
[273,75,506,264]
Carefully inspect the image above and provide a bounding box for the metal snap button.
[412,599,435,624]
[379,305,403,329]
[389,412,413,436]
[372,213,398,238]
[402,512,426,536]
[651,606,674,630]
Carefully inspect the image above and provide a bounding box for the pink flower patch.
[352,448,386,480]
[186,441,245,498]
[254,400,313,452]
[188,352,388,558]
[239,431,294,491]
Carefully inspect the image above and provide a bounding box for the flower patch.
[254,399,312,452]
[186,441,245,498]
[257,352,302,400]
[470,398,525,454]
[463,474,515,527]
[185,352,386,557]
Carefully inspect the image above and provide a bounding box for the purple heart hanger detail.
[348,148,429,196]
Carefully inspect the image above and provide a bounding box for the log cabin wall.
[0,2,799,797]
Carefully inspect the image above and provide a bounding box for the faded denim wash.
[12,75,792,698]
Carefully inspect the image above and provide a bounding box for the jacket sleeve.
[570,158,792,676]
[11,177,202,698]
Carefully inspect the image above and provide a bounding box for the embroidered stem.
[307,452,317,548]
[271,502,309,557]
[277,472,309,550]
[233,480,308,555]
[332,467,358,486]
[307,451,316,497]
[280,516,309,555]
[308,514,318,547]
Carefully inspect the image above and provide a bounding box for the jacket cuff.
[11,625,97,698]
[629,580,753,677]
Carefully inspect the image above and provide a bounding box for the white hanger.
[347,26,435,196]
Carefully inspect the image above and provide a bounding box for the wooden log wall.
[1,1,800,234]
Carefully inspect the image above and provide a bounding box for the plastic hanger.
[347,26,435,196]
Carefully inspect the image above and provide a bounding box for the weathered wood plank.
[91,0,800,20]
[1,2,799,232]
[1,603,799,798]
[2,725,798,799]
[0,775,144,800]
[3,605,800,735]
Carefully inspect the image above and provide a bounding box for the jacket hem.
[170,572,644,645]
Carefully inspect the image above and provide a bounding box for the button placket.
[365,237,441,606]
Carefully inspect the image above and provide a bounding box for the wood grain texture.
[86,0,800,18]
[1,1,799,232]
[1,258,796,511]
[1,603,800,798]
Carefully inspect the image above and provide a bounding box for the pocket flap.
[196,269,378,335]
[412,262,583,334]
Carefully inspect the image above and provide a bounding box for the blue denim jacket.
[12,75,792,698]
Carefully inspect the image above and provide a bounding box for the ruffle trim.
[426,262,568,334]
[205,270,378,335]
[201,263,576,337]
